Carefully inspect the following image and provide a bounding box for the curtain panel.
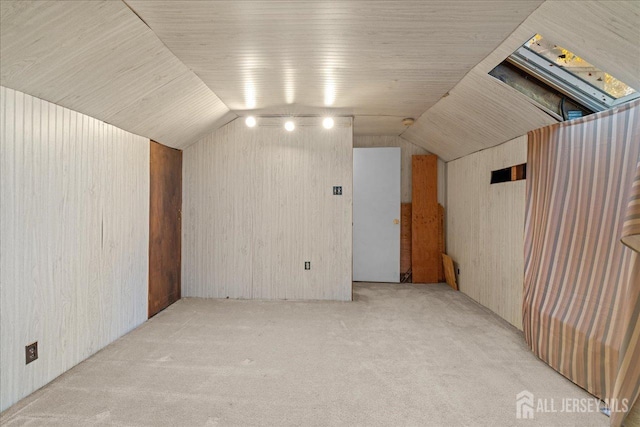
[524,100,640,427]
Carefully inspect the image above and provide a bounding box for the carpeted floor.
[1,283,608,426]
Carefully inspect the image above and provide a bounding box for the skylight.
[524,35,635,100]
[489,34,640,121]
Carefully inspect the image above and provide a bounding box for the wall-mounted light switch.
[305,261,311,270]
[333,186,342,195]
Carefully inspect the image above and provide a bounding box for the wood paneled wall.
[182,117,352,301]
[446,135,526,329]
[0,87,149,411]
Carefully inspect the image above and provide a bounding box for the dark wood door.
[149,141,182,318]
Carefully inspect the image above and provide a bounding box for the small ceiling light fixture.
[323,117,334,129]
[284,120,295,132]
[402,118,415,126]
[245,116,257,128]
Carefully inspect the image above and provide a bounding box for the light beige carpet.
[1,283,609,426]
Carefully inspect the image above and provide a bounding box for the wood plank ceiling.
[125,0,543,139]
[402,0,640,160]
[1,1,638,159]
[0,0,234,149]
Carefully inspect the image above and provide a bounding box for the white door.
[353,147,401,282]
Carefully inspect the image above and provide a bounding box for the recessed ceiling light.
[402,118,415,126]
[245,116,257,127]
[323,117,334,129]
[284,120,295,132]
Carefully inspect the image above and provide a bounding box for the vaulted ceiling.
[402,0,640,160]
[1,1,638,160]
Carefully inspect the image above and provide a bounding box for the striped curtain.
[524,100,640,427]
[622,160,640,252]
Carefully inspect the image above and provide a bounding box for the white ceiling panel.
[105,71,235,149]
[403,0,640,161]
[0,0,232,148]
[3,0,636,154]
[354,116,411,136]
[402,73,556,161]
[126,0,543,135]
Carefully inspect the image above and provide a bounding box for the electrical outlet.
[305,261,311,270]
[25,342,38,364]
[333,186,342,195]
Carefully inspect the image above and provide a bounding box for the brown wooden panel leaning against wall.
[438,203,445,282]
[412,155,439,283]
[149,140,182,318]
